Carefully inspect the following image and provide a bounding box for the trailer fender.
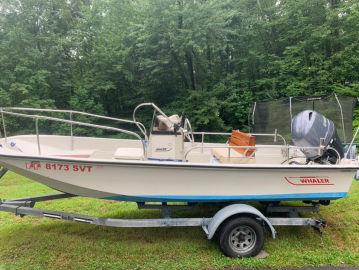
[203,204,276,240]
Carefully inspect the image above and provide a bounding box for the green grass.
[0,172,358,270]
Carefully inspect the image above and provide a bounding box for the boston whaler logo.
[285,176,334,186]
[155,147,172,152]
[155,143,173,152]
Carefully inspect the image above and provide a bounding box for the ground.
[0,172,358,270]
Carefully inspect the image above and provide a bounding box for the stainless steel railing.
[345,126,359,158]
[2,107,148,142]
[191,130,287,153]
[133,103,173,130]
[0,109,146,157]
[133,102,195,143]
[184,144,342,164]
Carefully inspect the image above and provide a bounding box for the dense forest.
[0,0,358,135]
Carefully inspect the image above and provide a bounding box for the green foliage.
[0,0,358,135]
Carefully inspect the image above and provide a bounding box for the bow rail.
[0,108,147,157]
[1,107,147,141]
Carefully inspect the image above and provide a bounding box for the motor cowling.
[291,110,344,164]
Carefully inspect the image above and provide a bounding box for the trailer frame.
[0,190,326,257]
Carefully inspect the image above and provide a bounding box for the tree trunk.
[171,50,190,89]
[185,49,196,90]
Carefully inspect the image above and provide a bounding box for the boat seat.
[228,130,256,157]
[113,147,144,160]
[212,148,255,164]
[90,151,115,159]
[212,130,256,164]
[186,152,212,163]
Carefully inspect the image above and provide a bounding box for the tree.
[0,0,358,137]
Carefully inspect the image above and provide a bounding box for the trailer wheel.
[218,217,264,258]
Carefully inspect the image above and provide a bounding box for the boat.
[0,102,358,204]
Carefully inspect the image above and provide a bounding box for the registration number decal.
[25,162,96,173]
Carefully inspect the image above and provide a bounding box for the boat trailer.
[0,186,326,258]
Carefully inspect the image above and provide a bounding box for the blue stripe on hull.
[104,192,348,202]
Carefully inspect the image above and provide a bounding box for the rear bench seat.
[212,130,256,164]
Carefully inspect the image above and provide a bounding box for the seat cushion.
[114,147,144,160]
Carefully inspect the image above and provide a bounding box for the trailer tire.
[218,217,264,258]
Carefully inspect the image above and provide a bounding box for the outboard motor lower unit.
[291,110,344,164]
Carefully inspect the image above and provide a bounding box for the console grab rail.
[133,103,193,142]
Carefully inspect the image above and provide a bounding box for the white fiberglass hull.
[0,155,356,202]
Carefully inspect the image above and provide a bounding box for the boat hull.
[0,155,356,202]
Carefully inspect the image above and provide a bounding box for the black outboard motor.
[291,110,344,164]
